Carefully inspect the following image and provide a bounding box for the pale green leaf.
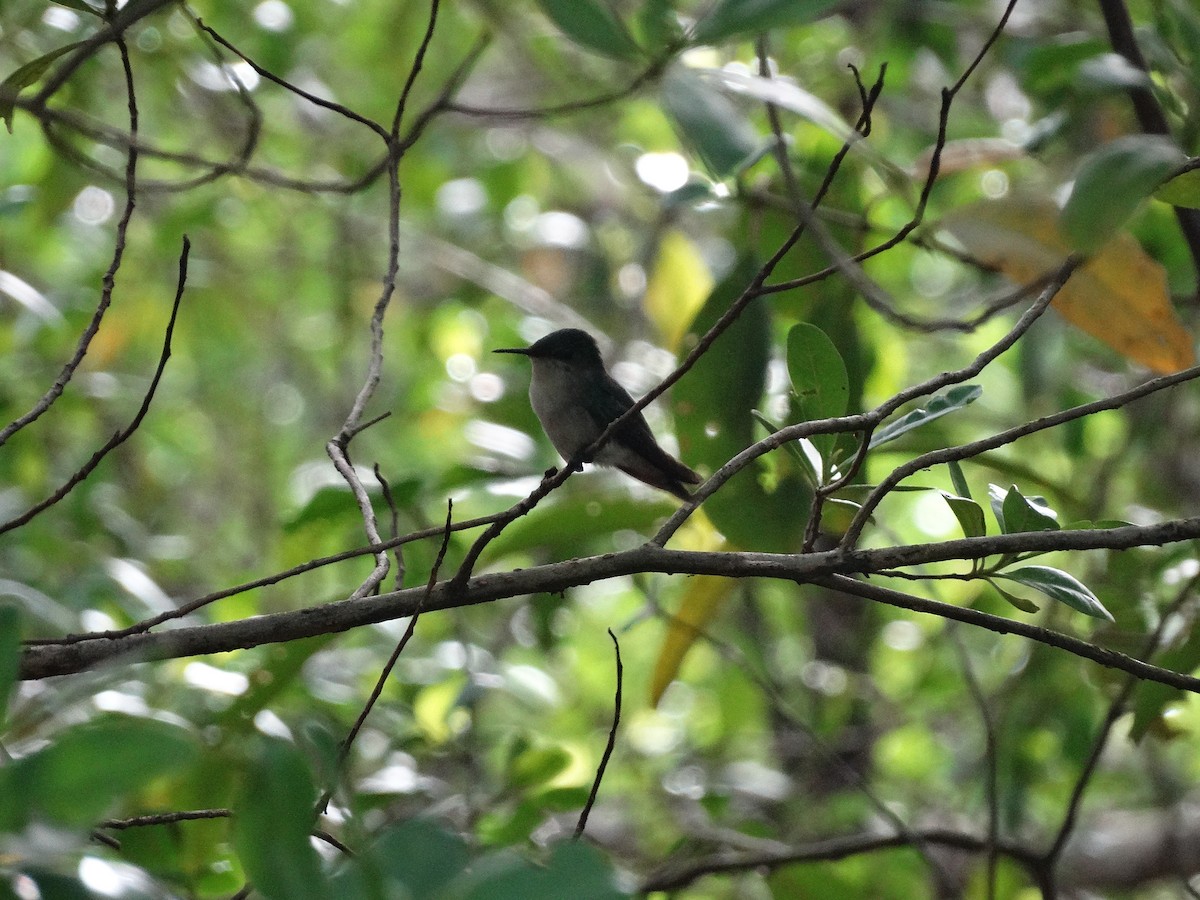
[996,566,1114,621]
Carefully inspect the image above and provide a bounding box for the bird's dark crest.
[524,328,604,365]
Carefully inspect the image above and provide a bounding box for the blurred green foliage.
[3,0,1200,897]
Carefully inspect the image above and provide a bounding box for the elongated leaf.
[637,0,683,50]
[25,716,198,825]
[650,572,735,705]
[987,482,1007,533]
[1130,639,1200,742]
[1155,167,1200,209]
[691,0,840,44]
[999,484,1059,534]
[644,230,714,350]
[787,322,849,463]
[0,605,19,729]
[868,384,982,449]
[1062,135,1184,251]
[752,409,819,488]
[451,840,625,900]
[509,744,572,789]
[986,578,1041,614]
[1,41,87,132]
[697,67,855,143]
[942,197,1194,373]
[536,0,641,59]
[996,566,1114,621]
[673,256,812,552]
[233,739,326,900]
[358,820,470,898]
[939,491,986,538]
[948,459,972,500]
[661,65,760,178]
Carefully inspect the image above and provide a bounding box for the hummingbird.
[494,329,701,501]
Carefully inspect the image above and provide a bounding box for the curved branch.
[0,236,190,535]
[19,518,1200,682]
[640,826,1044,893]
[0,34,140,448]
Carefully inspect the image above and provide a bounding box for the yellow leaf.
[644,229,714,351]
[649,515,731,706]
[942,197,1194,373]
[648,573,734,706]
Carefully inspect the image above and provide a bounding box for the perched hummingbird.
[494,329,701,500]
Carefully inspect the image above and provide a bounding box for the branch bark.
[20,519,1200,682]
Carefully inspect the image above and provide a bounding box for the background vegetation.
[3,0,1200,896]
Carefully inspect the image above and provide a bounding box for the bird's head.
[493,328,605,370]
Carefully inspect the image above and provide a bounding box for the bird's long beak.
[493,346,533,355]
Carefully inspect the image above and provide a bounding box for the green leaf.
[987,482,1007,533]
[1155,167,1200,209]
[673,257,813,551]
[636,0,683,50]
[1061,135,1185,252]
[535,0,641,59]
[752,409,819,488]
[362,819,470,897]
[661,65,761,179]
[1016,34,1109,95]
[948,459,972,500]
[232,739,327,900]
[939,491,986,539]
[1130,638,1200,741]
[996,566,1114,621]
[0,42,87,133]
[786,323,849,465]
[697,67,856,144]
[21,716,198,826]
[868,384,982,449]
[476,801,545,847]
[998,484,1059,534]
[0,605,20,730]
[787,326,849,411]
[691,0,840,44]
[508,744,572,790]
[454,842,627,900]
[986,578,1041,614]
[536,785,591,812]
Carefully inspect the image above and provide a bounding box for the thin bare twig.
[842,352,1200,548]
[1041,572,1200,872]
[451,51,888,586]
[0,34,140,448]
[390,0,440,138]
[0,235,191,536]
[444,57,665,120]
[197,19,388,139]
[950,627,1001,900]
[99,808,232,829]
[761,0,1021,298]
[574,628,622,840]
[1096,0,1200,285]
[641,825,1043,893]
[28,0,177,106]
[373,463,405,589]
[25,510,505,646]
[317,501,454,815]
